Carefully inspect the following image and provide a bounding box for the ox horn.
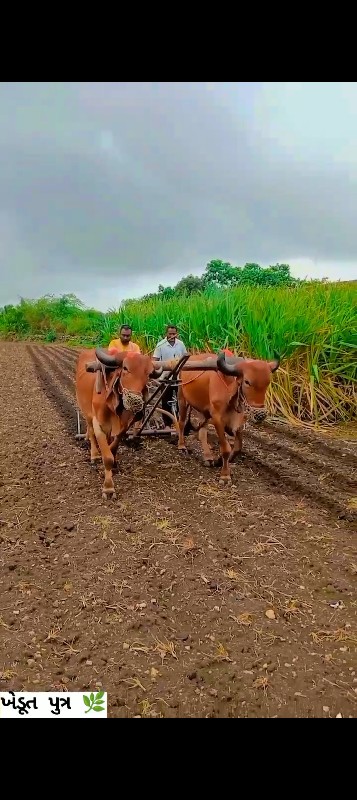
[150,365,164,379]
[217,351,244,377]
[95,347,125,368]
[269,350,280,373]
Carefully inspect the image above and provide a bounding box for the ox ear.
[95,347,125,369]
[217,350,243,378]
[85,360,102,373]
[268,351,280,373]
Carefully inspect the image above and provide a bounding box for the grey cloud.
[0,82,356,306]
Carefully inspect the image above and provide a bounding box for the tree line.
[142,260,300,301]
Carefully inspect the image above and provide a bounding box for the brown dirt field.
[0,342,356,718]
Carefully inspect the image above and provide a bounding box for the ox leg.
[228,413,246,463]
[87,420,101,465]
[198,422,215,467]
[211,414,232,483]
[229,427,244,462]
[93,417,116,500]
[110,435,121,470]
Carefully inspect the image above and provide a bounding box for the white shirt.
[153,337,187,380]
[153,337,187,361]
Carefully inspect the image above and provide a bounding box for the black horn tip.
[270,350,280,373]
[217,350,243,377]
[150,366,163,378]
[217,350,233,375]
[95,347,110,359]
[95,347,122,368]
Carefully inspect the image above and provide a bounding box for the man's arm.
[153,339,165,361]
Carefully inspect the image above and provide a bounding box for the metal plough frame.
[75,354,190,441]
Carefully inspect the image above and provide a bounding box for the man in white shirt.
[153,325,187,427]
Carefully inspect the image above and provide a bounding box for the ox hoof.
[90,459,100,467]
[213,456,223,468]
[219,476,231,486]
[102,490,117,501]
[203,459,214,468]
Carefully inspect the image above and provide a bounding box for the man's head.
[166,325,177,344]
[120,324,132,345]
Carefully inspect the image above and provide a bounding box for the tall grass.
[121,283,357,426]
[1,283,356,426]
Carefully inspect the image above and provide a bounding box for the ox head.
[217,351,280,423]
[95,348,162,414]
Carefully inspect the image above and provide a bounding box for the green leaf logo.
[83,692,105,714]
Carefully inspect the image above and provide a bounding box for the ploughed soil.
[0,342,356,718]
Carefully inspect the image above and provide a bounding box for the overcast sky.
[0,81,356,310]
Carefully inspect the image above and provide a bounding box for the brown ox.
[75,347,165,499]
[177,351,280,482]
[75,348,218,499]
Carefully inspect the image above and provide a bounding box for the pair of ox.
[75,347,279,499]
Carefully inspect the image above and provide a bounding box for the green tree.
[157,284,175,299]
[174,274,204,295]
[203,259,241,288]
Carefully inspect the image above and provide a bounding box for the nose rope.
[180,371,205,387]
[239,386,267,421]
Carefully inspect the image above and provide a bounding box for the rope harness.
[233,383,266,422]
